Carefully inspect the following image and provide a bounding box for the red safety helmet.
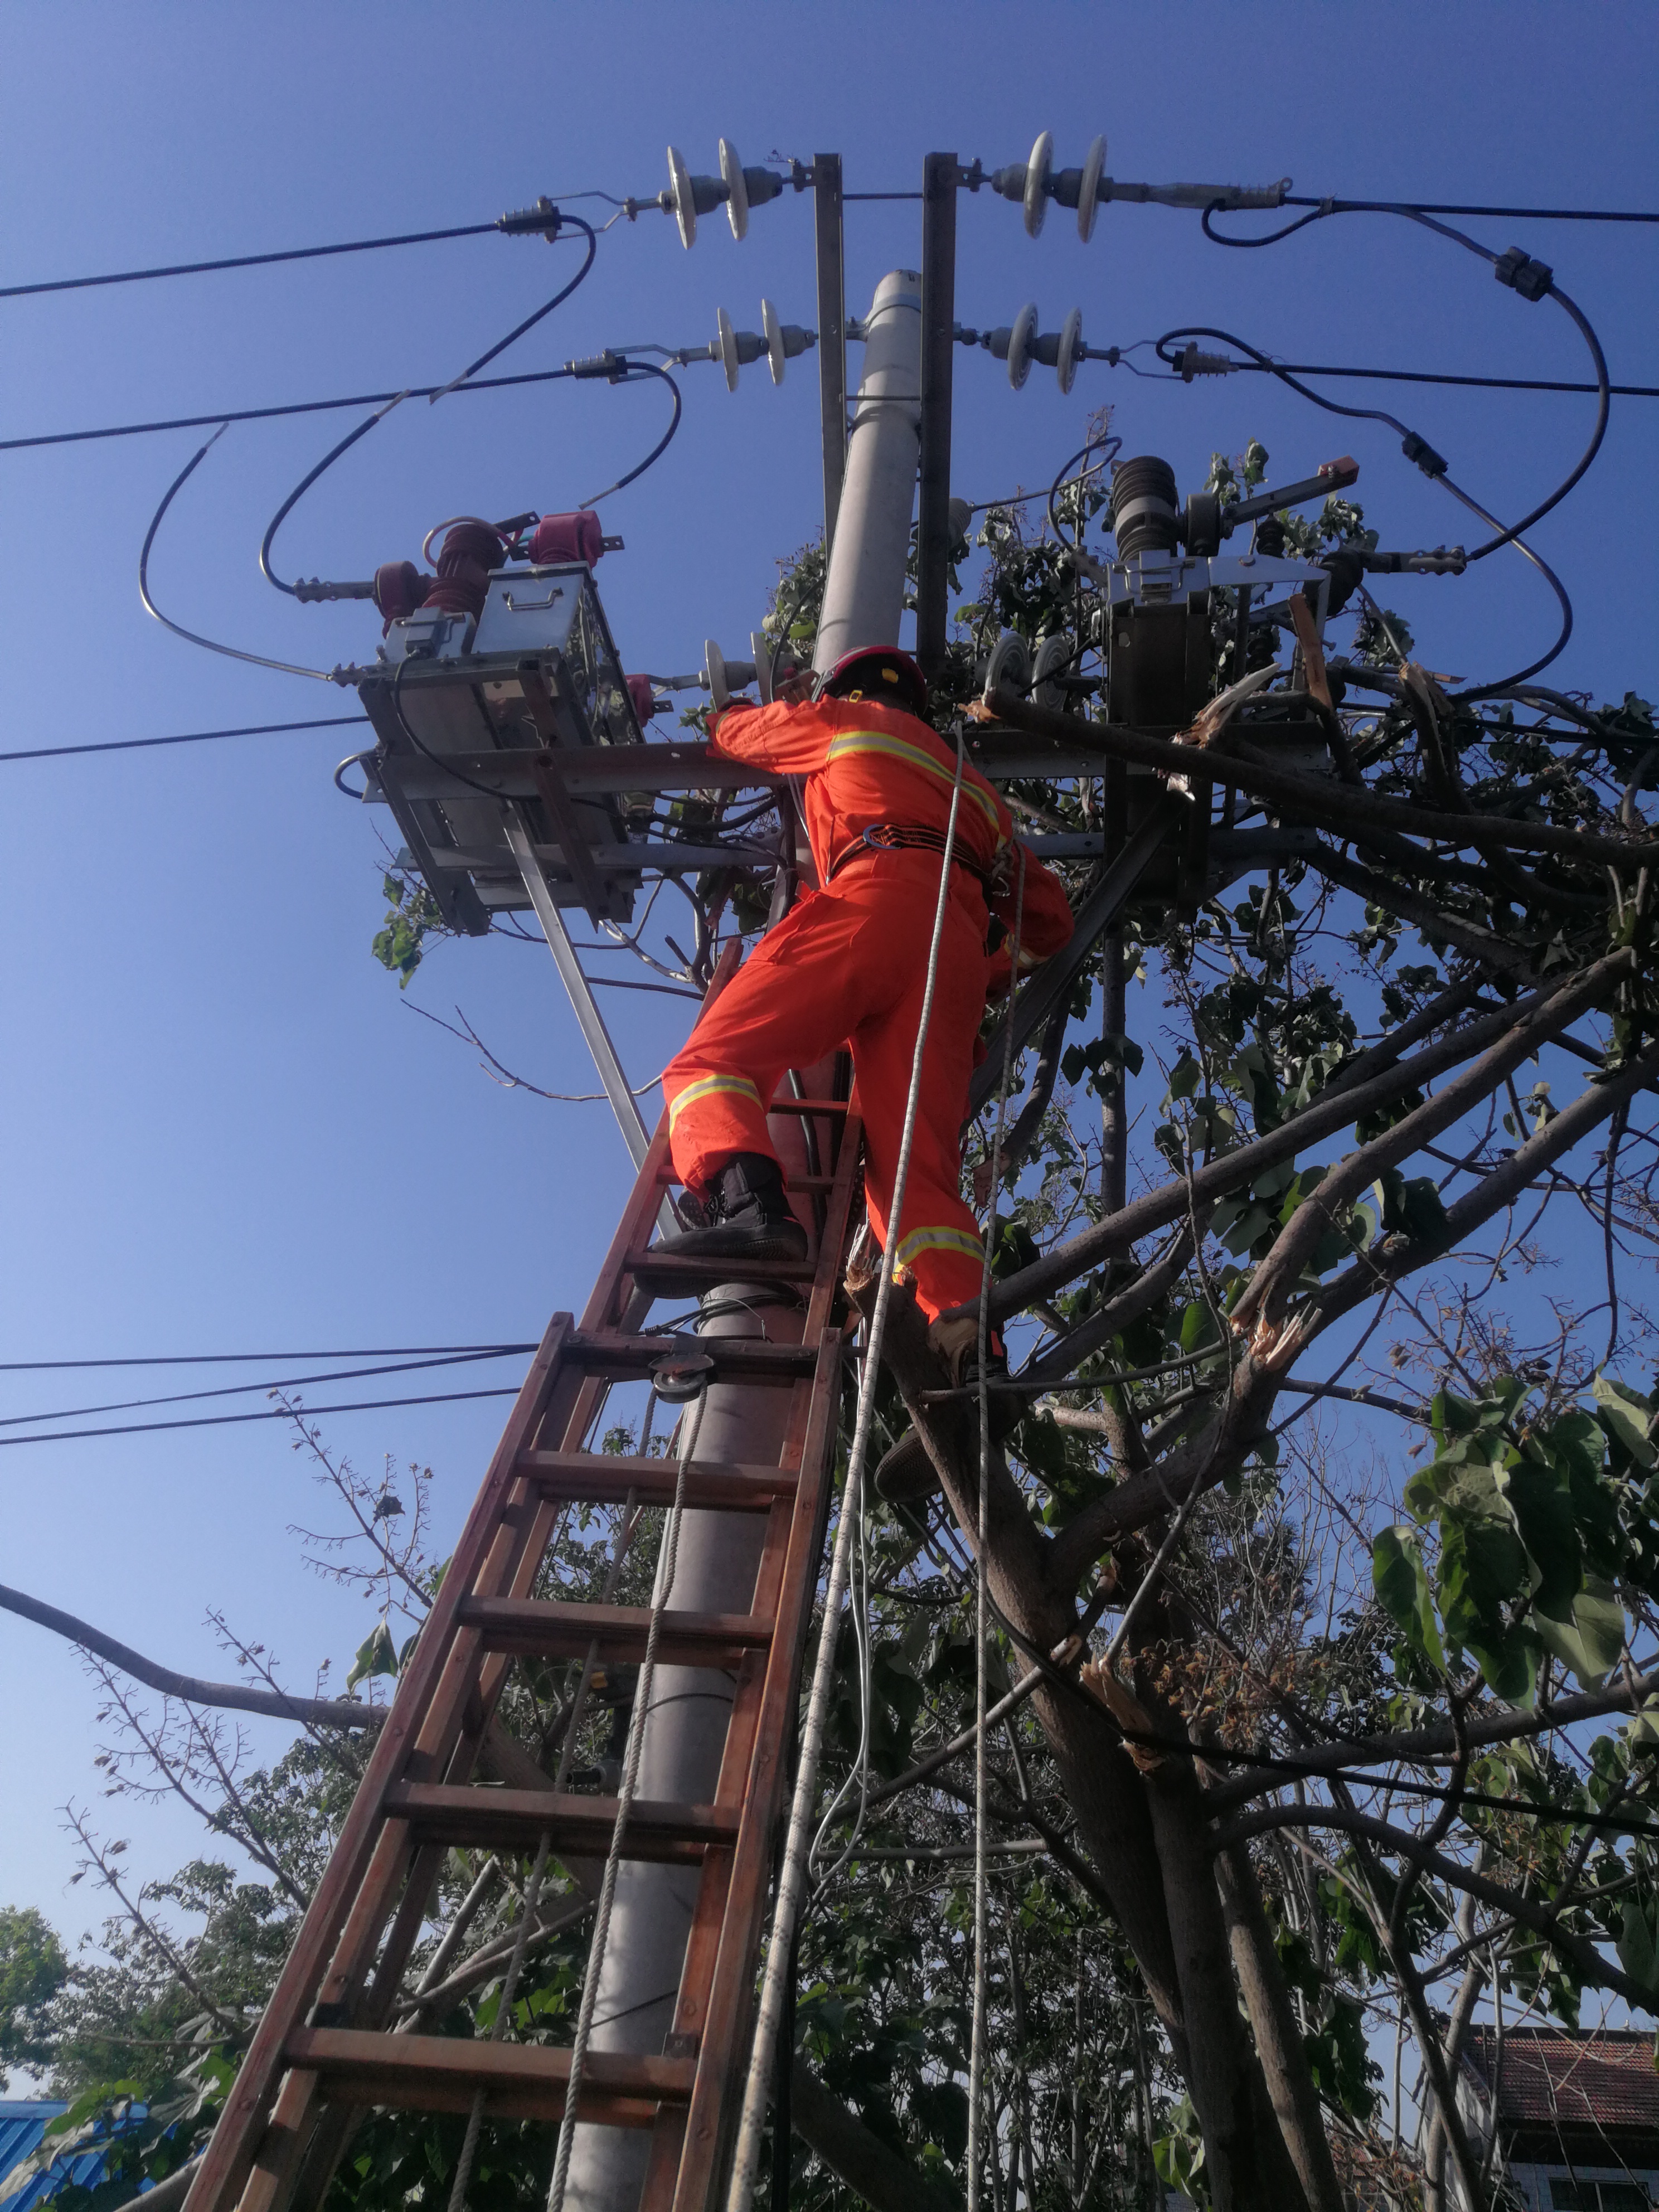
[816,644,928,717]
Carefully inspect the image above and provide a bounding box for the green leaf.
[1619,1901,1659,1995]
[1595,1374,1657,1469]
[1165,1051,1201,1104]
[1372,1525,1444,1668]
[346,1618,398,1692]
[1534,1577,1626,1688]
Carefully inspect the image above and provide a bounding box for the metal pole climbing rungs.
[180,1064,866,2212]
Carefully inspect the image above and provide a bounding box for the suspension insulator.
[372,561,425,624]
[1109,455,1181,560]
[530,509,606,567]
[421,522,505,619]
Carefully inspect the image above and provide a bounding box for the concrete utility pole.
[562,269,923,2212]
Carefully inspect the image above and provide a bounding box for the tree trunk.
[1215,1842,1346,2212]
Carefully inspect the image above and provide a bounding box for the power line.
[0,713,368,766]
[0,1348,537,1431]
[0,362,580,455]
[0,219,507,301]
[0,1386,521,1448]
[1181,356,1659,401]
[0,1343,537,1370]
[1280,193,1659,226]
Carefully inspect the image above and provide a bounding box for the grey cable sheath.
[545,1390,707,2212]
[968,850,1025,2212]
[725,734,970,2212]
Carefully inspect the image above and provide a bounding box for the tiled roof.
[1463,2029,1659,2132]
[0,2100,143,2212]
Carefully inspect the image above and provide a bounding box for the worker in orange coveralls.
[656,644,1074,1495]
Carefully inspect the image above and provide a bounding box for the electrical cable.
[262,223,598,591]
[426,215,597,400]
[0,714,368,766]
[0,1347,533,1430]
[0,1386,519,1447]
[577,360,682,504]
[1271,193,1659,226]
[387,652,505,798]
[260,394,409,595]
[0,1343,536,1370]
[0,363,579,455]
[138,425,335,681]
[0,219,503,301]
[1210,356,1659,402]
[1189,200,1613,558]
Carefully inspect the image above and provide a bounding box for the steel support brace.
[812,154,846,555]
[503,813,652,1169]
[916,153,958,681]
[966,799,1181,1116]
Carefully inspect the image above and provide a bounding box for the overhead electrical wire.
[0,1387,521,1448]
[0,713,368,765]
[1258,193,1659,227]
[0,1343,537,1371]
[0,1348,535,1432]
[0,219,503,300]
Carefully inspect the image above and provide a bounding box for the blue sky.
[2,2,1656,1942]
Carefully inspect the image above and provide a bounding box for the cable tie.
[1493,244,1555,301]
[1401,429,1448,479]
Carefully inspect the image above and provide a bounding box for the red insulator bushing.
[625,675,659,725]
[372,560,425,625]
[421,521,506,619]
[528,508,605,568]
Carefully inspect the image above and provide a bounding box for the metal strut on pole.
[916,153,958,681]
[812,154,846,556]
[503,814,653,1170]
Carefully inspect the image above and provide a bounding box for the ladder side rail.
[182,1311,578,2212]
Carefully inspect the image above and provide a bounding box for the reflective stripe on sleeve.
[667,1073,763,1127]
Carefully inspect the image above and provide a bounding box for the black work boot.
[874,1327,1023,1503]
[658,1153,809,1265]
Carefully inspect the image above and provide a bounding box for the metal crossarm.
[182,1084,864,2212]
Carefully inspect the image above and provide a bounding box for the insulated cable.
[0,713,368,765]
[727,743,971,2212]
[0,1386,519,1447]
[139,425,336,681]
[261,224,598,592]
[0,1342,535,1370]
[0,1347,534,1431]
[577,360,683,505]
[0,219,503,300]
[1188,200,1613,559]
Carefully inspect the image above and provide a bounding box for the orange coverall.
[662,695,1075,1320]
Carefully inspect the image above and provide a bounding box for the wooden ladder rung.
[765,1097,849,1117]
[458,1595,774,1666]
[625,1251,819,1293]
[518,1450,799,1511]
[288,2026,694,2126]
[382,1782,740,1862]
[563,1331,822,1382]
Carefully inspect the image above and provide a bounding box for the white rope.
[968,849,1026,2212]
[725,731,971,2212]
[545,1391,707,2212]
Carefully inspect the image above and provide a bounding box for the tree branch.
[0,1582,385,1730]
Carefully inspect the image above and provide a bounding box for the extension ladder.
[183,1068,863,2212]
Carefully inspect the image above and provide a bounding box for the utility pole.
[562,265,923,2212]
